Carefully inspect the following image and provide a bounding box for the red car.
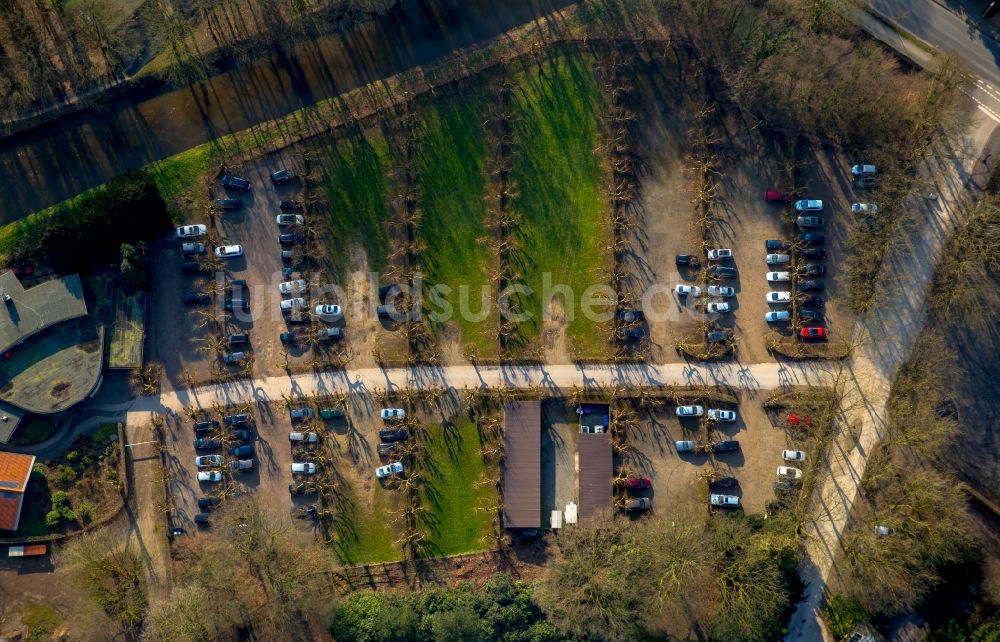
[623,477,652,489]
[800,326,826,339]
[764,190,791,203]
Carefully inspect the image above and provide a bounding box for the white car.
[766,253,790,265]
[195,455,222,467]
[766,291,792,304]
[710,494,740,508]
[707,409,736,422]
[765,310,790,322]
[676,405,704,417]
[198,471,223,482]
[794,199,823,212]
[851,164,876,176]
[289,431,319,442]
[874,525,894,536]
[707,248,732,260]
[376,461,404,478]
[675,440,700,453]
[276,214,305,226]
[675,285,701,297]
[290,462,317,474]
[278,279,307,294]
[314,304,343,321]
[214,245,244,258]
[380,408,406,420]
[279,298,308,312]
[766,271,791,282]
[180,242,206,254]
[707,285,734,297]
[851,203,879,214]
[782,450,807,462]
[706,302,729,314]
[176,224,208,239]
[777,466,803,479]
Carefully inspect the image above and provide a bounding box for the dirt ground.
[540,401,580,524]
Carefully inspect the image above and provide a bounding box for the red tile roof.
[0,451,35,531]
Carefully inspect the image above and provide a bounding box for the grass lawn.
[510,50,612,357]
[419,418,495,556]
[414,90,498,357]
[332,481,402,565]
[11,417,57,446]
[315,129,393,275]
[107,290,146,368]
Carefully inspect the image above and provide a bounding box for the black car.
[192,438,220,449]
[193,420,219,432]
[800,295,825,308]
[181,260,203,273]
[224,299,250,312]
[799,263,826,276]
[212,198,242,210]
[280,331,297,343]
[197,497,216,510]
[675,254,700,267]
[774,481,802,492]
[229,444,254,457]
[765,239,793,252]
[379,284,403,303]
[379,429,409,443]
[711,440,740,453]
[797,279,824,292]
[707,330,734,343]
[377,442,401,456]
[797,233,825,245]
[183,292,210,304]
[221,174,251,191]
[619,325,649,342]
[232,429,253,441]
[798,309,825,322]
[796,216,824,228]
[224,413,251,427]
[228,333,249,346]
[271,169,292,184]
[707,265,736,279]
[289,483,318,496]
[194,513,210,525]
[799,248,826,259]
[279,199,302,211]
[279,233,307,245]
[617,309,645,323]
[709,476,738,488]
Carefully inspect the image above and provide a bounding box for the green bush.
[51,490,69,508]
[77,502,94,524]
[31,464,45,478]
[52,465,76,484]
[66,451,80,463]
[45,510,62,527]
[824,594,870,640]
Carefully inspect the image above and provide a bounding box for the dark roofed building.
[502,401,542,529]
[578,432,612,524]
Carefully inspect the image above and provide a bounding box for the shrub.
[31,464,45,478]
[77,502,94,524]
[66,450,80,463]
[824,594,869,640]
[52,465,76,484]
[45,510,62,527]
[51,490,69,508]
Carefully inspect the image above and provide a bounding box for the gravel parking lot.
[540,400,580,525]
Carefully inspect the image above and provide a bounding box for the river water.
[0,0,569,223]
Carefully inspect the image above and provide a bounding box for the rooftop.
[0,451,36,531]
[502,401,542,529]
[0,271,88,355]
[578,432,612,525]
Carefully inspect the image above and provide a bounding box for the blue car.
[229,444,253,457]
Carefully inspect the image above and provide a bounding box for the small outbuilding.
[0,451,36,532]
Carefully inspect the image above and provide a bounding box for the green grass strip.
[333,482,402,565]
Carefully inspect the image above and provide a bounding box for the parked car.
[197,497,217,509]
[705,302,729,314]
[709,476,738,488]
[228,333,249,346]
[290,407,314,421]
[194,420,219,432]
[874,525,894,536]
[676,405,704,417]
[279,199,302,211]
[215,244,244,258]
[229,444,253,457]
[229,459,254,472]
[798,308,824,322]
[675,440,703,453]
[280,331,297,343]
[617,309,645,323]
[710,494,740,508]
[774,481,802,492]
[195,455,222,467]
[764,190,791,203]
[181,260,203,273]
[224,299,249,312]
[765,310,790,322]
[271,169,292,184]
[799,263,826,276]
[279,233,307,245]
[624,497,652,511]
[707,248,732,260]
[623,477,652,489]
[777,466,803,479]
[181,242,206,254]
[675,254,700,267]
[212,198,242,210]
[379,429,409,442]
[278,279,307,294]
[783,450,807,462]
[232,429,253,441]
[221,174,251,191]
[765,239,792,252]
[707,409,736,422]
[291,462,318,475]
[800,295,826,307]
[851,164,876,176]
[800,326,826,339]
[184,292,210,304]
[794,199,823,212]
[375,461,404,478]
[176,224,207,238]
[797,233,825,245]
[198,471,223,482]
[707,265,736,279]
[194,513,210,525]
[619,325,649,342]
[288,483,318,496]
[276,214,305,226]
[797,280,824,292]
[766,291,792,304]
[675,284,701,297]
[766,253,790,265]
[707,285,734,297]
[279,298,308,312]
[320,408,344,420]
[800,247,826,259]
[380,408,406,420]
[712,440,740,453]
[193,439,220,449]
[707,330,734,343]
[223,414,250,426]
[766,271,791,282]
[851,203,879,214]
[222,351,246,364]
[796,216,824,228]
[314,304,343,321]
